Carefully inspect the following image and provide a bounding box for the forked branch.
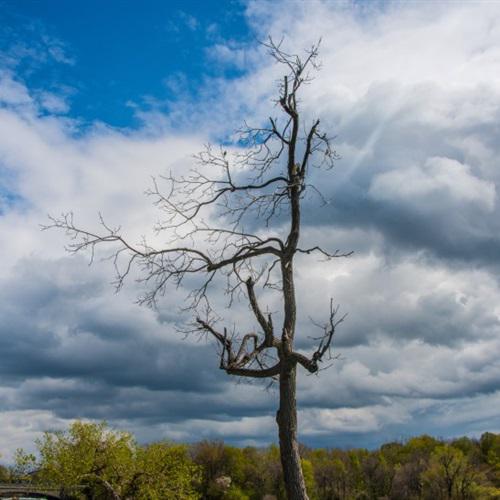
[292,299,346,374]
[195,318,280,378]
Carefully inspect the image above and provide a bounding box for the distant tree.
[33,421,135,498]
[403,435,441,459]
[346,449,370,497]
[47,38,348,499]
[191,440,232,497]
[450,437,477,458]
[308,449,334,499]
[422,445,477,500]
[479,433,498,459]
[0,463,9,482]
[11,449,37,483]
[17,421,199,500]
[478,432,500,491]
[361,452,394,499]
[131,442,200,500]
[261,444,286,499]
[480,433,500,473]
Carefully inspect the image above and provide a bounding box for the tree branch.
[245,277,276,346]
[225,363,281,378]
[296,246,354,259]
[293,299,345,374]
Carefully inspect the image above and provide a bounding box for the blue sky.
[1,0,251,127]
[1,0,500,460]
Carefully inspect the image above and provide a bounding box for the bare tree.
[46,39,350,500]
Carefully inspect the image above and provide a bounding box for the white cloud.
[0,410,71,463]
[300,402,410,435]
[37,91,70,114]
[0,71,32,107]
[369,156,496,212]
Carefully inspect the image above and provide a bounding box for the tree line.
[1,421,499,499]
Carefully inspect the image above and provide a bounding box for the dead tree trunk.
[278,363,308,499]
[47,38,350,500]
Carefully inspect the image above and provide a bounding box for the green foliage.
[224,484,251,500]
[12,448,37,482]
[480,432,500,486]
[422,444,478,499]
[6,424,500,500]
[15,421,199,499]
[0,464,10,482]
[470,483,500,499]
[451,437,477,456]
[34,421,134,498]
[404,434,441,458]
[132,442,200,499]
[301,458,317,499]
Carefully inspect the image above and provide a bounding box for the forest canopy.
[3,421,500,499]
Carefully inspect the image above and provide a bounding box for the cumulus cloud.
[369,157,496,212]
[2,0,500,456]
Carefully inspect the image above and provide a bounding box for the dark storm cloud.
[7,378,274,423]
[0,257,226,394]
[297,81,500,268]
[0,257,283,429]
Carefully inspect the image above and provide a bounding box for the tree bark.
[277,363,309,500]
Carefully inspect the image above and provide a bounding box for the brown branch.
[296,246,354,259]
[245,277,276,346]
[196,316,280,377]
[293,299,345,373]
[206,245,282,272]
[196,318,231,351]
[300,119,321,176]
[291,351,318,374]
[226,362,281,378]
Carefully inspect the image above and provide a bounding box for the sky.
[1,0,500,461]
